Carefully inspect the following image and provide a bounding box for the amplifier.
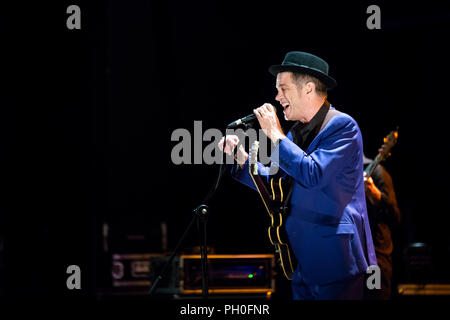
[111,253,179,295]
[109,253,275,296]
[397,283,450,296]
[180,254,275,295]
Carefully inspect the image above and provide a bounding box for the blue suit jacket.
[232,109,377,285]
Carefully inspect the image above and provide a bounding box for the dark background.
[1,0,450,298]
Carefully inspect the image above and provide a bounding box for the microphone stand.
[149,127,234,299]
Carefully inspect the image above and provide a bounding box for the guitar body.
[267,178,296,280]
[249,142,296,280]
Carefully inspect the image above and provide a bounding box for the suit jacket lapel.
[306,106,341,154]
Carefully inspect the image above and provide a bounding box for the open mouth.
[283,104,290,113]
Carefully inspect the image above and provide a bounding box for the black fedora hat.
[269,51,337,89]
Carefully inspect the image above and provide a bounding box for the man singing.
[219,51,377,300]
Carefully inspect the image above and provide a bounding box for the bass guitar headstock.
[378,127,399,162]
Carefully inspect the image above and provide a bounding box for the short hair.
[291,72,327,96]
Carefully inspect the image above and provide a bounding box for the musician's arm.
[270,116,359,189]
[370,165,402,224]
[231,158,284,191]
[218,133,287,190]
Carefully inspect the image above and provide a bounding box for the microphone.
[227,113,257,128]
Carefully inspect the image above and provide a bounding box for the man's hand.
[364,172,382,206]
[253,103,286,143]
[218,135,248,167]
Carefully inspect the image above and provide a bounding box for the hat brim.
[269,65,337,89]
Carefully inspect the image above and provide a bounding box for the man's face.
[275,72,307,122]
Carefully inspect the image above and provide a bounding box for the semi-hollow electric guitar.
[248,141,296,280]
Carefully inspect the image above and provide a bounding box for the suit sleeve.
[231,154,287,190]
[270,116,359,189]
[231,133,291,190]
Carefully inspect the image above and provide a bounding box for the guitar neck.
[365,128,399,179]
[250,167,274,212]
[364,154,381,178]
